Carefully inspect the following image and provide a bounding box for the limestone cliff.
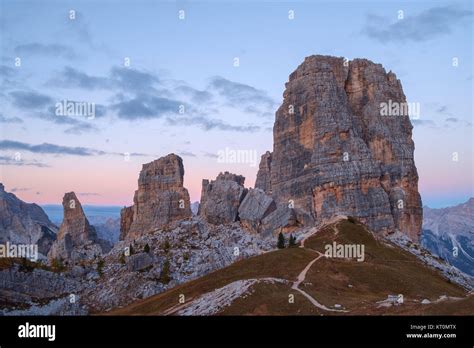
[256,55,422,241]
[0,183,57,256]
[120,154,192,240]
[48,192,106,262]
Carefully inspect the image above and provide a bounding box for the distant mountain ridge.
[42,204,121,243]
[421,198,474,276]
[0,183,57,256]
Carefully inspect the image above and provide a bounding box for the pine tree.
[277,232,285,249]
[289,234,296,247]
[144,243,150,253]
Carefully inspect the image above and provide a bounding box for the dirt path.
[299,215,346,247]
[291,250,348,313]
[165,218,348,315]
[294,221,348,313]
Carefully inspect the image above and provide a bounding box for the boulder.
[261,204,299,237]
[126,252,154,272]
[238,188,276,233]
[199,172,247,225]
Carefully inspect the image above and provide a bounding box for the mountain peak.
[257,54,422,241]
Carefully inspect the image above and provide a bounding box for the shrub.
[19,258,36,272]
[161,259,171,284]
[347,216,359,224]
[51,258,66,273]
[163,239,171,253]
[119,252,126,265]
[97,258,105,277]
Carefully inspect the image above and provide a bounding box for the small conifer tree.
[277,232,285,249]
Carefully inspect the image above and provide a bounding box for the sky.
[0,0,472,208]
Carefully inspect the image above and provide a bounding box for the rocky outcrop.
[120,154,192,240]
[257,55,422,241]
[80,217,273,312]
[254,151,272,193]
[0,264,84,310]
[120,206,134,241]
[48,192,106,262]
[260,204,299,236]
[0,183,57,256]
[238,188,276,233]
[126,252,154,272]
[198,172,247,225]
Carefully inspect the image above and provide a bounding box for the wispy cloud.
[0,140,154,158]
[0,155,50,168]
[78,192,101,196]
[9,90,53,109]
[0,140,106,156]
[412,119,436,127]
[111,66,159,91]
[48,66,159,91]
[0,65,15,79]
[208,76,276,116]
[167,115,260,133]
[15,43,77,59]
[178,151,197,157]
[363,6,472,43]
[48,66,110,89]
[11,187,31,192]
[203,152,219,159]
[33,106,102,134]
[112,93,184,120]
[174,85,213,103]
[0,113,22,124]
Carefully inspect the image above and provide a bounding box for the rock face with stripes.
[256,55,422,241]
[120,154,192,240]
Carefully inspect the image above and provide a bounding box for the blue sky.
[0,0,472,208]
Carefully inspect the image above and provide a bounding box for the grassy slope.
[107,220,472,315]
[302,220,469,315]
[108,247,316,315]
